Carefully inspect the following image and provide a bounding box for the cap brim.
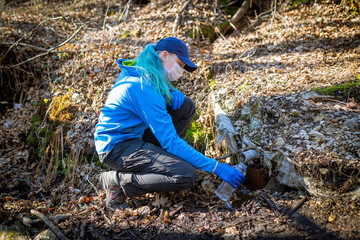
[178,55,197,72]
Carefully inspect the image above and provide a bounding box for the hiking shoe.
[100,171,127,210]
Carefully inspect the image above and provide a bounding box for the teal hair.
[135,44,177,104]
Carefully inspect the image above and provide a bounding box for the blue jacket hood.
[116,59,140,78]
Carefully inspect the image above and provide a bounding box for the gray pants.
[101,97,197,197]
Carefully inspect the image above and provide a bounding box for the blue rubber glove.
[214,163,245,189]
[170,91,185,110]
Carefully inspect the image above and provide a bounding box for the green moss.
[220,0,238,16]
[219,21,230,32]
[28,99,57,158]
[49,94,75,125]
[347,0,360,14]
[313,77,360,102]
[291,0,310,7]
[185,111,214,153]
[28,101,47,148]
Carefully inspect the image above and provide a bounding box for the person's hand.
[214,163,245,188]
[170,91,184,110]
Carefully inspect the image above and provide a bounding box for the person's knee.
[182,97,196,119]
[173,166,197,189]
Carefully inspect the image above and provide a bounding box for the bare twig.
[118,0,132,22]
[8,25,84,69]
[230,0,251,25]
[286,196,308,216]
[100,208,113,225]
[270,0,277,29]
[4,42,48,52]
[169,204,184,218]
[4,42,80,53]
[228,22,241,34]
[30,209,70,240]
[194,65,210,86]
[172,0,193,33]
[102,3,110,43]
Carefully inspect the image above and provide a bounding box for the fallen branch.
[231,0,251,24]
[169,204,184,218]
[8,25,83,69]
[4,42,79,53]
[172,0,193,33]
[5,42,48,52]
[223,0,251,33]
[259,192,281,216]
[2,16,63,60]
[286,196,308,216]
[259,192,309,217]
[22,214,71,227]
[30,209,70,240]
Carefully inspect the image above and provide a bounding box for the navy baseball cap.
[155,37,197,72]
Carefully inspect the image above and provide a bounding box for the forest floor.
[0,0,360,239]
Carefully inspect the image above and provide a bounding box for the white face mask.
[164,54,184,81]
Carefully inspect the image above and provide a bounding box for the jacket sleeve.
[128,80,218,173]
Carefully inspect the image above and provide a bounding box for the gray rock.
[273,137,285,147]
[344,118,359,130]
[309,130,325,139]
[250,117,262,130]
[240,105,251,122]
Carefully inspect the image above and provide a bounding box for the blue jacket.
[94,59,217,173]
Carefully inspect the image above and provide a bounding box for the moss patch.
[313,76,360,102]
[185,111,214,153]
[291,0,311,7]
[48,93,76,125]
[28,100,52,156]
[220,0,239,16]
[219,21,230,33]
[348,0,360,14]
[28,93,76,159]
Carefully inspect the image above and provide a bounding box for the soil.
[0,0,359,239]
